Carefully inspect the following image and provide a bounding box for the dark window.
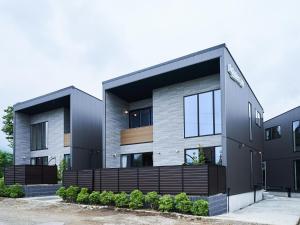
[295,160,300,191]
[30,156,48,165]
[293,121,300,152]
[121,152,153,168]
[129,107,152,128]
[184,89,221,138]
[31,122,48,151]
[265,126,281,141]
[64,154,71,170]
[255,110,262,127]
[249,102,253,141]
[185,147,222,165]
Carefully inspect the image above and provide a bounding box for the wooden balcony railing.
[120,126,153,145]
[64,133,70,147]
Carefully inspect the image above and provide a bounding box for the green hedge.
[56,187,209,216]
[0,180,24,198]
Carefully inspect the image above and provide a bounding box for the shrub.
[129,189,144,209]
[191,199,209,216]
[145,191,159,209]
[99,191,115,205]
[114,192,129,208]
[0,186,9,197]
[174,193,192,213]
[65,186,80,203]
[56,187,67,200]
[7,184,24,198]
[89,191,101,205]
[77,188,90,204]
[158,195,174,212]
[0,178,5,189]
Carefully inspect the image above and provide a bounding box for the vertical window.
[215,146,223,165]
[293,121,300,152]
[255,110,262,127]
[199,92,213,135]
[64,154,71,170]
[184,95,198,137]
[248,103,253,141]
[129,107,152,128]
[295,160,300,191]
[184,90,222,138]
[265,126,281,141]
[214,90,222,134]
[30,122,48,151]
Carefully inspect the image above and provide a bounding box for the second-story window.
[129,107,152,128]
[30,121,48,151]
[249,102,253,141]
[293,121,300,152]
[255,110,262,127]
[265,126,281,141]
[184,89,221,138]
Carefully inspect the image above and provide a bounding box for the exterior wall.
[264,107,300,192]
[105,74,221,167]
[228,190,263,212]
[152,74,221,166]
[15,108,70,166]
[14,112,30,165]
[223,50,264,195]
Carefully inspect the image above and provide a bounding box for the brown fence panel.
[14,166,26,184]
[217,166,226,194]
[139,167,159,193]
[208,165,226,195]
[78,170,93,190]
[26,165,42,184]
[184,165,209,195]
[93,169,101,191]
[4,167,16,185]
[119,168,138,193]
[101,168,118,192]
[160,166,183,194]
[42,166,57,184]
[63,170,78,187]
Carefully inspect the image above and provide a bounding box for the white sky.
[0,0,300,151]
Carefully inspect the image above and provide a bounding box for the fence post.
[158,167,160,194]
[76,170,79,186]
[181,165,184,192]
[117,168,120,193]
[41,165,44,184]
[92,169,95,191]
[13,165,15,184]
[100,169,102,192]
[137,168,139,190]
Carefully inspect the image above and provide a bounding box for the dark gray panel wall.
[223,50,264,195]
[71,90,103,170]
[264,107,300,192]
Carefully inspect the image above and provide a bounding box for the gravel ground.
[0,197,261,225]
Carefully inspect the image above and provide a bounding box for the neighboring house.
[14,86,103,170]
[263,107,300,195]
[102,44,264,211]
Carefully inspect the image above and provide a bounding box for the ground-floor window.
[121,152,153,168]
[64,154,71,170]
[185,146,222,165]
[30,156,48,165]
[295,160,300,191]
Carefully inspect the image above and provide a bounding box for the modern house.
[102,44,264,211]
[263,106,300,195]
[13,86,103,170]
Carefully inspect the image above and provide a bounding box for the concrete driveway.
[215,197,300,225]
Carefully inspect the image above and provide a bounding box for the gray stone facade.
[105,74,221,167]
[15,107,70,166]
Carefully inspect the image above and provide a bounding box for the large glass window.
[184,95,198,137]
[121,152,153,168]
[265,126,281,141]
[184,90,221,138]
[293,121,300,152]
[295,160,300,191]
[129,107,152,128]
[185,147,222,165]
[249,102,253,141]
[30,122,48,151]
[64,154,71,170]
[30,156,48,165]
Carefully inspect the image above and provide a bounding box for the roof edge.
[264,106,300,123]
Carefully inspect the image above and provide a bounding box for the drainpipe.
[227,188,230,213]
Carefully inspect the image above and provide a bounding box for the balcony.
[120,126,153,145]
[64,133,70,147]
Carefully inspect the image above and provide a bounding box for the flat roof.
[264,106,300,123]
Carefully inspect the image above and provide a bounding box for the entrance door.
[262,161,266,190]
[295,160,300,191]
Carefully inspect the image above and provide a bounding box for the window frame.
[30,156,48,165]
[292,120,300,152]
[30,121,48,151]
[265,125,282,141]
[184,146,223,165]
[120,152,153,168]
[129,107,153,129]
[248,102,253,141]
[255,110,262,127]
[183,89,222,138]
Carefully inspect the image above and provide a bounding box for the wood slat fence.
[4,165,57,185]
[63,164,226,196]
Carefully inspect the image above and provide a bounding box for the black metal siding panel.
[71,89,103,170]
[119,168,138,192]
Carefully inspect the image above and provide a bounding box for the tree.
[0,150,13,177]
[1,106,13,148]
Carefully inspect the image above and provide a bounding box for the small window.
[255,110,262,127]
[265,126,281,141]
[129,107,152,128]
[121,152,153,168]
[293,121,300,152]
[30,156,48,165]
[184,147,222,165]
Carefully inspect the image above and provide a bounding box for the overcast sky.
[0,0,300,152]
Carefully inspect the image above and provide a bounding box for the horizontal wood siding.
[63,171,78,187]
[138,167,159,193]
[94,169,101,191]
[4,165,57,185]
[78,170,93,190]
[101,168,118,192]
[120,126,153,145]
[119,168,138,192]
[183,165,208,195]
[160,166,183,194]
